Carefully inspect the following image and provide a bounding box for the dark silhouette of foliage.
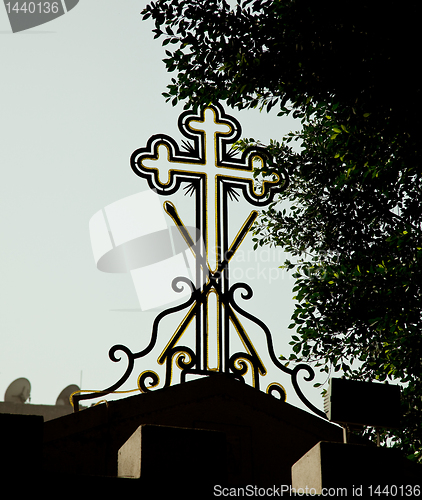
[142,0,422,460]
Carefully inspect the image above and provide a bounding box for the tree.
[142,0,422,460]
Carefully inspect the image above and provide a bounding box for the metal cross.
[72,103,325,420]
[130,105,282,378]
[131,106,281,272]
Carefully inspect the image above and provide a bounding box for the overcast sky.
[0,1,325,414]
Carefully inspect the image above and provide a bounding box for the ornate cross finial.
[131,105,281,271]
[75,103,325,419]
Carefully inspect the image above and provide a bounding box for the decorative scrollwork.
[228,282,291,375]
[138,370,160,393]
[228,353,260,389]
[266,383,287,402]
[291,364,325,418]
[171,276,196,295]
[229,354,250,377]
[174,348,196,371]
[75,103,325,421]
[161,347,197,388]
[229,282,325,418]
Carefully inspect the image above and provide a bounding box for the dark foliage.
[142,0,422,460]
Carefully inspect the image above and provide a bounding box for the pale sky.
[0,1,325,414]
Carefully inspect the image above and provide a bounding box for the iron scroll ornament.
[73,103,325,419]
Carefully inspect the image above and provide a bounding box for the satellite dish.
[55,384,80,406]
[4,378,31,404]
